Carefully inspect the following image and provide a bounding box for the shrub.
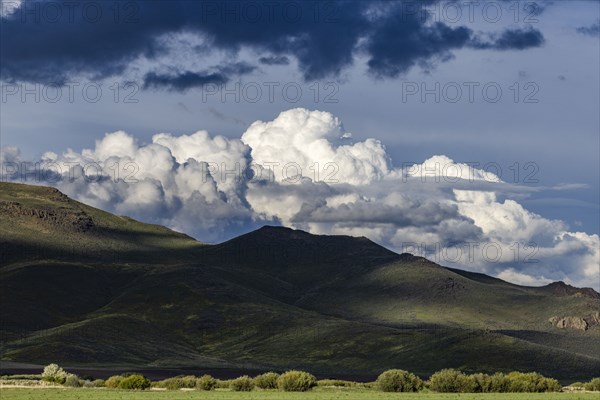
[254,372,280,389]
[215,379,232,389]
[230,375,255,391]
[470,373,493,393]
[64,374,82,388]
[376,369,423,392]
[92,379,105,388]
[427,370,560,393]
[41,364,68,384]
[506,372,561,392]
[584,378,600,391]
[277,370,317,392]
[542,377,562,392]
[489,373,511,392]
[165,377,179,390]
[428,369,475,393]
[196,374,217,391]
[507,372,538,392]
[118,374,151,390]
[105,375,123,388]
[162,375,197,390]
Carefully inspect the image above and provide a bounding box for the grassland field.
[0,389,598,400]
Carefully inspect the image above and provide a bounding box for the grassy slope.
[197,229,600,377]
[0,182,203,265]
[1,182,599,380]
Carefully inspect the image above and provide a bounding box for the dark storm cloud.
[470,27,545,51]
[577,21,600,36]
[143,71,228,91]
[143,62,255,91]
[258,55,290,65]
[364,3,545,78]
[219,62,257,76]
[0,0,366,84]
[366,18,472,78]
[0,0,164,84]
[1,0,546,89]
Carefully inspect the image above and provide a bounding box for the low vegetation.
[155,375,197,390]
[277,370,317,392]
[196,374,218,391]
[2,364,599,395]
[584,377,600,391]
[3,390,600,400]
[229,376,254,392]
[428,369,561,393]
[376,369,423,392]
[104,375,123,388]
[117,374,151,390]
[41,363,70,384]
[253,372,279,389]
[317,379,362,388]
[92,379,105,387]
[567,377,600,391]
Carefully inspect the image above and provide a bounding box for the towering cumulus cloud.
[1,108,598,290]
[242,109,391,185]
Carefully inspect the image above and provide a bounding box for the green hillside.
[1,182,598,380]
[0,182,203,265]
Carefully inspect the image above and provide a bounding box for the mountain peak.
[543,281,600,299]
[242,225,388,249]
[254,225,308,236]
[257,225,292,231]
[203,224,400,282]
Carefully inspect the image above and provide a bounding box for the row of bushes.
[105,374,151,390]
[153,374,216,390]
[377,369,562,393]
[37,364,600,393]
[154,370,317,392]
[427,369,561,393]
[42,365,150,389]
[116,368,564,393]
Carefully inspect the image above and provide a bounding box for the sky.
[1,0,599,290]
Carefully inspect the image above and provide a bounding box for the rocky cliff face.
[549,316,589,331]
[549,312,600,331]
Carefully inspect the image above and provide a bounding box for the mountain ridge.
[1,182,597,293]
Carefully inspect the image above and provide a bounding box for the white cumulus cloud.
[2,108,598,290]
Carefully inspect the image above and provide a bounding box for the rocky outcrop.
[0,201,94,232]
[549,312,600,331]
[584,311,600,326]
[549,316,588,331]
[543,281,600,299]
[436,277,466,292]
